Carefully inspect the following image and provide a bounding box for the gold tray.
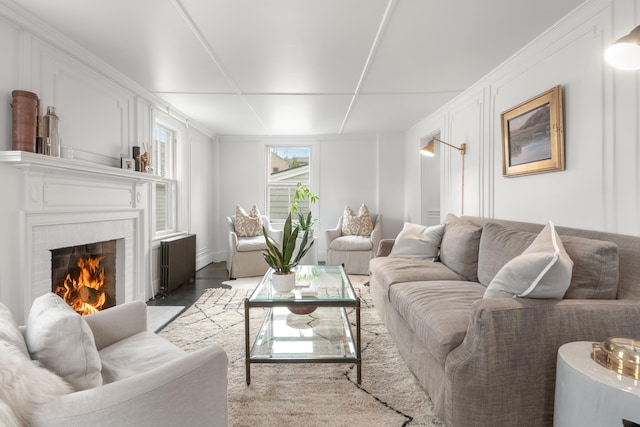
[592,337,640,380]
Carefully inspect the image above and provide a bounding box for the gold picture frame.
[501,85,564,177]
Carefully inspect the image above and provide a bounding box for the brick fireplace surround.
[0,151,155,322]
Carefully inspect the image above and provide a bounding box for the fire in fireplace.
[51,240,116,315]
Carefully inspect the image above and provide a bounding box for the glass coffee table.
[244,265,361,385]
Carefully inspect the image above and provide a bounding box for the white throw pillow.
[26,293,103,391]
[484,222,573,299]
[389,222,446,260]
[342,204,373,236]
[0,302,29,358]
[0,341,71,426]
[235,205,264,237]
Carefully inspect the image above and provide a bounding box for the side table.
[554,341,640,426]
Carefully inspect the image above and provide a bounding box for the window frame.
[265,144,314,224]
[151,116,179,238]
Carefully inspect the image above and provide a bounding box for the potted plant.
[262,212,314,292]
[290,182,319,235]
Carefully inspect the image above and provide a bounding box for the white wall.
[216,133,405,263]
[0,3,217,312]
[406,0,640,236]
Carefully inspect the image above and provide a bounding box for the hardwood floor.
[146,261,229,308]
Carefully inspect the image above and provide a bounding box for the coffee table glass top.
[248,265,356,303]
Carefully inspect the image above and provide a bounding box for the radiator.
[160,234,196,295]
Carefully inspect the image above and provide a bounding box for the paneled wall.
[407,0,640,236]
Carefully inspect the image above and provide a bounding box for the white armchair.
[227,214,282,279]
[0,296,228,427]
[325,213,382,275]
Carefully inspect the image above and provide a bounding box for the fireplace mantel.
[0,151,163,182]
[0,150,153,322]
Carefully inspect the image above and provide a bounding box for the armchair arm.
[261,215,283,245]
[376,239,395,257]
[444,298,640,426]
[370,214,382,253]
[325,217,343,245]
[32,344,228,427]
[83,301,147,350]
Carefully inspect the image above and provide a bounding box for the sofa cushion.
[26,293,103,391]
[369,257,465,300]
[478,222,620,299]
[99,330,185,384]
[235,205,263,237]
[342,204,373,236]
[389,280,486,365]
[237,235,268,252]
[389,222,445,260]
[0,302,29,358]
[484,222,574,299]
[439,220,483,282]
[329,235,373,251]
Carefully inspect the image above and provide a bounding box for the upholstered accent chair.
[226,215,282,279]
[325,211,382,275]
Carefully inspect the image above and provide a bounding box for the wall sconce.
[605,25,640,70]
[420,137,467,213]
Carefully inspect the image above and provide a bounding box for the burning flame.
[54,256,107,316]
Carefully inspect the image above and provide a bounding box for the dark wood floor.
[146,261,229,308]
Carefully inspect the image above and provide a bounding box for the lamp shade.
[420,139,435,157]
[605,25,640,70]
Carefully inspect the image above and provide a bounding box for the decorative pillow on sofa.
[484,222,574,299]
[26,293,103,391]
[439,220,483,281]
[479,222,620,299]
[235,205,263,237]
[342,204,373,236]
[0,340,71,427]
[0,302,29,358]
[389,222,446,260]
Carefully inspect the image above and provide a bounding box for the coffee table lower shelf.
[244,302,361,385]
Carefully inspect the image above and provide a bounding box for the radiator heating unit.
[160,234,196,296]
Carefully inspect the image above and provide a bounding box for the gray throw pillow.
[484,222,573,299]
[439,221,483,281]
[389,222,445,260]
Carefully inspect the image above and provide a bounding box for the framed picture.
[121,157,135,170]
[501,85,564,177]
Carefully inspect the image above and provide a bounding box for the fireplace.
[51,240,117,315]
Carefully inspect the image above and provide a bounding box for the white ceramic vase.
[271,272,295,293]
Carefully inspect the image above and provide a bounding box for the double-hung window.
[152,121,177,236]
[267,146,312,221]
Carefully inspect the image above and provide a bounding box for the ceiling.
[12,0,584,136]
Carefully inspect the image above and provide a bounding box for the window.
[152,121,176,234]
[267,146,311,221]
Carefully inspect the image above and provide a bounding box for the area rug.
[160,276,446,427]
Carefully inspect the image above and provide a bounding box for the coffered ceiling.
[11,0,584,136]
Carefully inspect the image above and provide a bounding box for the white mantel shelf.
[0,151,163,182]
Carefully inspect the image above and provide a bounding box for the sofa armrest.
[370,214,382,254]
[325,217,343,245]
[83,301,147,350]
[32,344,228,427]
[444,298,640,426]
[376,239,395,257]
[262,215,283,245]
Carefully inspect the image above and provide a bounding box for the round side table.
[554,341,640,427]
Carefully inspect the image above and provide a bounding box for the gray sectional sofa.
[370,214,640,427]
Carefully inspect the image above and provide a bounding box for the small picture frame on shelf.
[121,157,135,170]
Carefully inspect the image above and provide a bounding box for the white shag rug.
[160,275,446,427]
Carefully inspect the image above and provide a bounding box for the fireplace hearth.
[51,240,117,315]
